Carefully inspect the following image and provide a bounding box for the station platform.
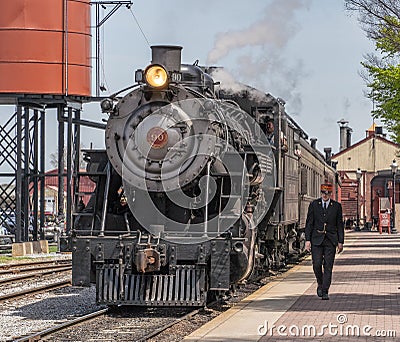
[185,231,400,341]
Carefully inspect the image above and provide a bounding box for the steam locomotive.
[69,45,338,306]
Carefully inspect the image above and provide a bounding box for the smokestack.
[346,127,352,148]
[151,45,182,72]
[310,138,317,149]
[337,118,351,151]
[324,147,332,164]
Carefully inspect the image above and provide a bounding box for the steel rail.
[0,263,72,275]
[136,303,217,342]
[13,308,109,342]
[0,259,71,271]
[0,279,71,302]
[0,266,71,285]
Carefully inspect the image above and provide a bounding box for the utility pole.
[91,1,133,97]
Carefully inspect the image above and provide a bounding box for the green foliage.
[375,17,400,56]
[362,17,400,143]
[345,1,400,142]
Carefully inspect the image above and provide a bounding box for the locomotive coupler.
[135,248,161,273]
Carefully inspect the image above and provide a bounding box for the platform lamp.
[355,168,362,231]
[390,159,398,233]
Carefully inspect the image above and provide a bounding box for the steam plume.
[206,0,311,114]
[207,0,311,64]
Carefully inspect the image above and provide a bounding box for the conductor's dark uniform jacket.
[305,199,344,246]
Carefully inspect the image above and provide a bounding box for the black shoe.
[322,293,329,300]
[317,287,323,297]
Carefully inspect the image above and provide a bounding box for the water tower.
[0,0,131,243]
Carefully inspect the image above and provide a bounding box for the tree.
[345,0,400,142]
[363,61,400,141]
[345,0,400,52]
[49,144,87,170]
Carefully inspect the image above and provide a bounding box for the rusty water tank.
[0,0,91,97]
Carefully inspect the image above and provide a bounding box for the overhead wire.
[100,16,109,91]
[94,4,151,92]
[129,7,151,47]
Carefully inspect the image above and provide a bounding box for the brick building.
[332,124,399,227]
[35,168,95,216]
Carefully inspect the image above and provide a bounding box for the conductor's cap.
[321,183,333,193]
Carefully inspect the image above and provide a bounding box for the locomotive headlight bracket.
[144,64,169,89]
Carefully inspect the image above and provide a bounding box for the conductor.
[305,183,344,300]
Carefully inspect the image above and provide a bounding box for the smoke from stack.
[206,0,311,115]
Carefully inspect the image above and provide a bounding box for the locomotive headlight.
[144,65,168,89]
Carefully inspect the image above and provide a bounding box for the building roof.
[332,134,398,159]
[367,123,376,132]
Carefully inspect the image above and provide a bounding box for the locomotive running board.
[96,265,206,306]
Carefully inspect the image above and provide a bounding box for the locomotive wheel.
[297,231,306,252]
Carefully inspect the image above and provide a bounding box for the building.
[332,123,399,228]
[34,168,95,216]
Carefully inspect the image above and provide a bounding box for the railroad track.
[0,266,72,285]
[0,263,72,276]
[3,256,310,341]
[0,279,71,302]
[12,306,203,342]
[136,306,206,342]
[13,308,109,342]
[0,259,71,272]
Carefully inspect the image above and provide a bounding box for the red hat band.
[321,183,333,192]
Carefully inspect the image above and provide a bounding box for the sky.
[1,0,379,170]
[86,0,377,152]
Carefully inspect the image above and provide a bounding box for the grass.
[49,245,58,253]
[0,255,31,263]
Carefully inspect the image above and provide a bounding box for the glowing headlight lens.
[144,65,168,88]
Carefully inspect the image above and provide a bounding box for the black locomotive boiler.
[69,45,338,306]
